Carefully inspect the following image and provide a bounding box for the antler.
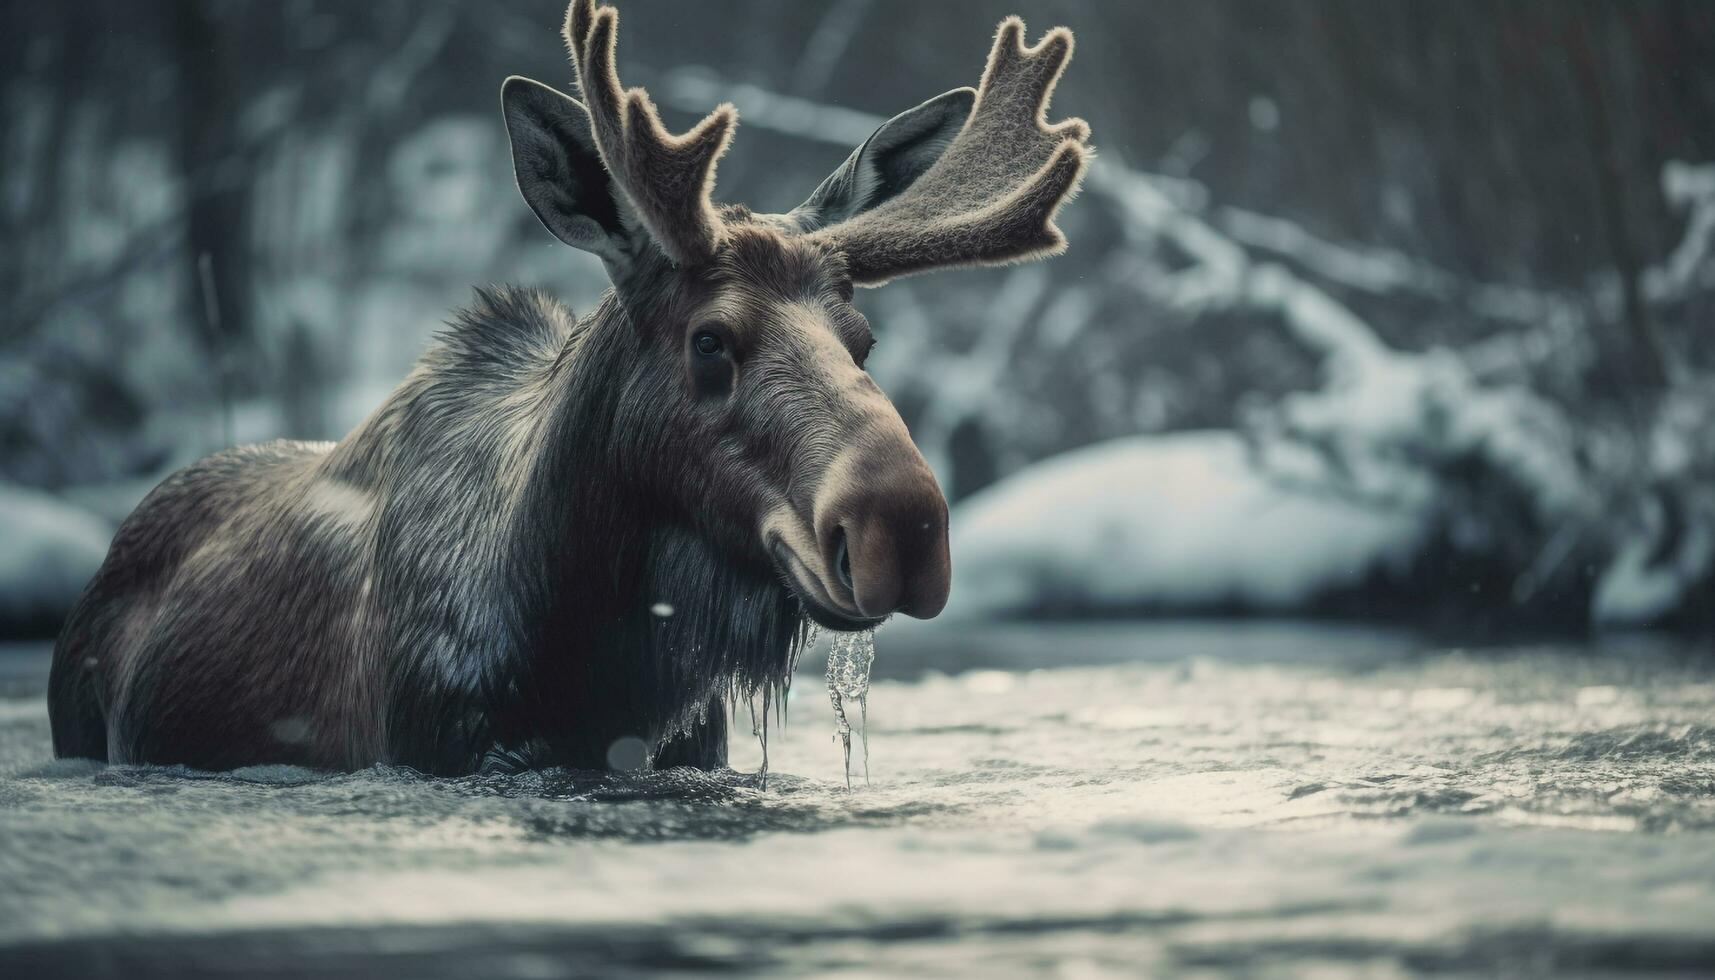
[807,18,1091,286]
[563,0,736,266]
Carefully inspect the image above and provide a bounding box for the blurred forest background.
[2,0,1713,637]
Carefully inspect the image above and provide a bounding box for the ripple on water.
[1,625,1714,976]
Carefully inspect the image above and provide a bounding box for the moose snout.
[816,447,951,621]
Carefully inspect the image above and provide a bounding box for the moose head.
[502,0,1090,631]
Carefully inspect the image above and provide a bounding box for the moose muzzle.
[813,439,951,622]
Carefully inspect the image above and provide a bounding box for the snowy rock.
[932,431,1429,621]
[0,484,113,634]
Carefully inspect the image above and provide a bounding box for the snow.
[933,431,1427,620]
[1643,161,1715,303]
[0,483,113,629]
[1592,493,1715,628]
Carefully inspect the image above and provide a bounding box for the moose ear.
[502,75,645,271]
[787,87,976,233]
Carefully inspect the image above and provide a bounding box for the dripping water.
[825,628,877,788]
[749,687,771,790]
[827,680,852,787]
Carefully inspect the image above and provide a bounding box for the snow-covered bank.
[0,485,112,635]
[933,421,1710,629]
[937,431,1429,621]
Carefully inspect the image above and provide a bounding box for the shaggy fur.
[51,284,812,774]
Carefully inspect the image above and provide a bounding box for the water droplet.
[269,716,311,745]
[606,735,649,772]
[1248,95,1279,132]
[650,602,674,618]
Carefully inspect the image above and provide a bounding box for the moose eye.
[692,330,724,357]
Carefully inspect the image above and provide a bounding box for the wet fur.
[49,283,808,775]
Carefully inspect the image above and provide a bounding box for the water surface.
[2,622,1713,977]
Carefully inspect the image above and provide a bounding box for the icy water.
[2,622,1714,978]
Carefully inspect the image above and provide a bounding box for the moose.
[48,0,1090,775]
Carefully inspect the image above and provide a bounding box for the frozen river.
[2,621,1713,977]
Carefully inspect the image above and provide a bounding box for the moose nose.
[833,531,854,591]
[817,449,951,621]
